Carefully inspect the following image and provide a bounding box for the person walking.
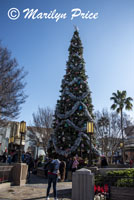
[46,157,60,200]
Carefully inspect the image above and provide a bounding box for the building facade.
[0,121,46,159]
[125,126,134,160]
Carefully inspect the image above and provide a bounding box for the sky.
[0,0,134,125]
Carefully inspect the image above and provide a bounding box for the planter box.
[111,186,134,200]
[11,163,28,186]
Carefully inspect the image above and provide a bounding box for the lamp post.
[120,142,124,163]
[18,121,26,163]
[37,141,40,159]
[87,121,94,166]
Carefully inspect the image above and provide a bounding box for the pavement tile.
[0,174,72,200]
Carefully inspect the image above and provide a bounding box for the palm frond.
[110,90,133,114]
[121,90,127,99]
[111,104,117,110]
[117,107,121,113]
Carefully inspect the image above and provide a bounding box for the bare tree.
[97,111,110,154]
[0,44,27,125]
[28,107,53,155]
[95,109,133,162]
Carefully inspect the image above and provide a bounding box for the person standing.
[59,160,66,182]
[25,152,34,181]
[65,157,73,180]
[7,154,12,164]
[2,152,7,163]
[44,158,51,178]
[129,159,133,168]
[101,156,108,168]
[72,157,79,173]
[46,157,60,200]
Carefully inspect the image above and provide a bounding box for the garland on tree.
[48,132,99,156]
[47,27,100,158]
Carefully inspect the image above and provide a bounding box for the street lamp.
[120,142,124,163]
[87,121,94,166]
[120,142,123,148]
[18,121,26,163]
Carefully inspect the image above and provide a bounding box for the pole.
[121,109,125,163]
[89,134,92,166]
[18,133,22,163]
[37,146,38,159]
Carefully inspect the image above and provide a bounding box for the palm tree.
[110,90,133,162]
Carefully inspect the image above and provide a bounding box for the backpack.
[47,161,56,172]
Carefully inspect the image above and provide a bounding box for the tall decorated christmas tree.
[48,28,99,159]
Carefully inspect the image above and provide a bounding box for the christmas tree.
[48,28,99,159]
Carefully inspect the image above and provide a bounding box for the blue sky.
[0,0,134,124]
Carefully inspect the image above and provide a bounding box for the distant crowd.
[0,150,134,176]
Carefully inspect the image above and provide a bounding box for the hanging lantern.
[87,122,94,134]
[20,121,27,134]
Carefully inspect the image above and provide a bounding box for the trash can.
[72,168,94,200]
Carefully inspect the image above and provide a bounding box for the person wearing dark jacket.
[46,157,60,200]
[101,156,108,168]
[59,160,66,182]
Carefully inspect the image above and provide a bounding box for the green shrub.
[107,169,134,187]
[95,169,134,187]
[117,178,134,187]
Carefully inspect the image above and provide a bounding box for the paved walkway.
[0,174,72,200]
